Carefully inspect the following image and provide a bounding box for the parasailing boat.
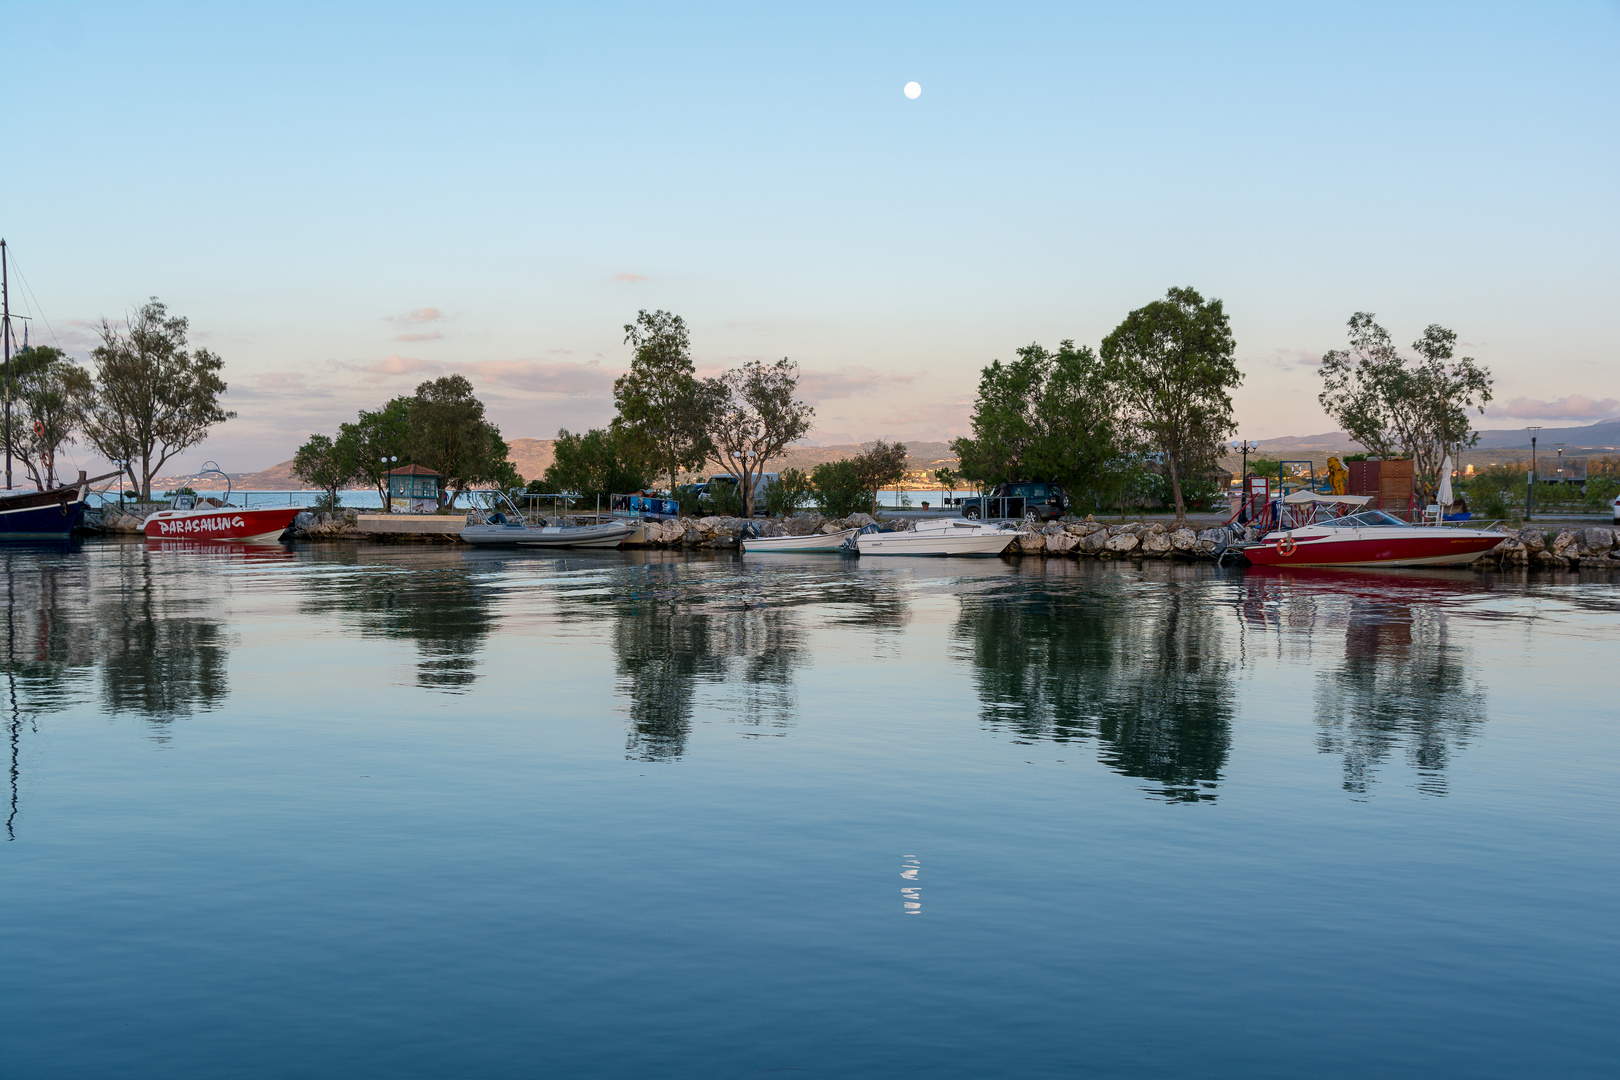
[141,462,305,543]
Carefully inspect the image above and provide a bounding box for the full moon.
[903,81,921,99]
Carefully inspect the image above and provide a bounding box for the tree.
[3,345,90,490]
[407,375,514,508]
[950,341,1120,504]
[810,459,867,518]
[1318,313,1493,502]
[77,298,235,500]
[1099,288,1241,523]
[540,427,654,500]
[850,440,908,515]
[762,467,813,517]
[336,397,412,512]
[613,309,715,495]
[704,358,814,517]
[291,433,353,510]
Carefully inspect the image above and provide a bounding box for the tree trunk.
[1167,451,1186,524]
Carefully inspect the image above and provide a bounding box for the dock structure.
[355,513,465,539]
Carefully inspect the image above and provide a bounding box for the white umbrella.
[1436,454,1454,507]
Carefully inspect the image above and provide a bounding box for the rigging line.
[5,249,65,353]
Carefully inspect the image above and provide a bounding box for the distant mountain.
[1468,417,1620,451]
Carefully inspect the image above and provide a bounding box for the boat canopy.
[1280,490,1371,507]
[1315,509,1411,528]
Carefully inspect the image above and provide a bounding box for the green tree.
[1100,288,1241,523]
[762,467,813,517]
[950,341,1120,504]
[3,345,89,489]
[850,440,908,515]
[406,375,514,508]
[291,433,353,510]
[704,358,814,517]
[336,397,412,512]
[1318,314,1493,503]
[810,459,867,518]
[613,309,714,495]
[77,298,236,499]
[540,427,653,499]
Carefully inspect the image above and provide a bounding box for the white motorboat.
[854,518,1019,557]
[461,519,632,549]
[741,527,857,553]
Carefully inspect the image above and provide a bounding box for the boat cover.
[1281,490,1371,506]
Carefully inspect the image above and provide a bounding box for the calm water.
[2,540,1616,1078]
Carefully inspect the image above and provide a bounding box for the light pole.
[1526,427,1540,519]
[1556,443,1565,480]
[381,455,398,512]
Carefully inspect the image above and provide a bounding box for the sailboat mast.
[1,238,10,491]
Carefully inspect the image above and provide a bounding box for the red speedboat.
[140,462,307,543]
[1242,509,1505,568]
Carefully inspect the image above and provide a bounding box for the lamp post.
[381,455,398,512]
[1526,427,1540,519]
[1556,443,1565,480]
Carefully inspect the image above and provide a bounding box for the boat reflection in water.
[1238,566,1489,797]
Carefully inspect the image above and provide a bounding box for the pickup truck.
[959,481,1070,522]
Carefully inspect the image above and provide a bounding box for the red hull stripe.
[1245,535,1503,567]
[143,507,304,540]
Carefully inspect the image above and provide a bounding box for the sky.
[2,0,1617,475]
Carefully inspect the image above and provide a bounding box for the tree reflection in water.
[557,553,905,762]
[297,547,495,692]
[1313,596,1486,797]
[956,563,1234,802]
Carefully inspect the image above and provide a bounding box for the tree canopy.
[539,427,653,500]
[705,358,814,517]
[78,298,235,500]
[613,309,714,494]
[951,340,1119,502]
[292,433,352,509]
[3,345,89,490]
[337,397,413,510]
[1099,287,1241,523]
[1318,313,1492,502]
[407,375,518,506]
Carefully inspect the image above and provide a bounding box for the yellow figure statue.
[1326,457,1348,495]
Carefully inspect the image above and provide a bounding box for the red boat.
[140,463,306,543]
[1242,508,1505,568]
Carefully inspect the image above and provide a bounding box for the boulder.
[1107,522,1141,537]
[1015,531,1047,554]
[1517,526,1547,553]
[1080,529,1110,554]
[1046,531,1079,554]
[1140,531,1173,556]
[1145,522,1167,535]
[1170,528,1197,552]
[1578,527,1614,554]
[1494,537,1528,565]
[1193,539,1218,555]
[843,513,876,529]
[1551,530,1578,559]
[1105,532,1140,554]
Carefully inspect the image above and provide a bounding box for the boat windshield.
[1315,510,1410,528]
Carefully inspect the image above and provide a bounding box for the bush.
[705,481,745,517]
[1583,477,1619,513]
[811,459,868,518]
[763,468,813,517]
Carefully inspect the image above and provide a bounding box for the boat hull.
[461,521,632,548]
[142,506,303,543]
[1243,526,1504,568]
[855,523,1018,557]
[741,528,856,553]
[0,487,89,539]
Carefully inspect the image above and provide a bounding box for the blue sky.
[3,1,1616,472]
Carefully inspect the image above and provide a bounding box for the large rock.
[1578,527,1614,554]
[1517,526,1547,553]
[1016,531,1047,554]
[1105,532,1140,554]
[1081,529,1110,554]
[1140,531,1173,556]
[1107,522,1141,537]
[1170,528,1197,552]
[1145,522,1167,535]
[1551,530,1578,559]
[1046,531,1079,554]
[843,513,876,529]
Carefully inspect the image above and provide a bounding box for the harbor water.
[2,540,1616,1077]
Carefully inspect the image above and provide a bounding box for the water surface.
[3,540,1616,1077]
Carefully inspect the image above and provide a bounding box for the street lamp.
[381,455,398,512]
[1556,443,1565,479]
[1233,440,1256,477]
[1526,427,1541,519]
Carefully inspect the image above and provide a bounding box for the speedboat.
[141,463,305,543]
[461,518,632,548]
[1241,509,1505,568]
[854,518,1019,557]
[741,528,857,553]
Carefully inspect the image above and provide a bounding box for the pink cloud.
[385,307,445,324]
[797,366,919,402]
[362,355,442,378]
[1485,395,1620,421]
[613,273,648,283]
[460,359,617,397]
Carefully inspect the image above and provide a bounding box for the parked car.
[959,481,1069,522]
[697,472,780,513]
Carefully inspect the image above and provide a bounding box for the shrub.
[811,459,868,518]
[763,468,813,517]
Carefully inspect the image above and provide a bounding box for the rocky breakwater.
[96,503,167,534]
[639,513,890,549]
[288,509,363,539]
[1480,524,1620,570]
[1007,517,1226,560]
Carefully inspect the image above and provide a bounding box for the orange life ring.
[32,420,45,437]
[1278,535,1297,557]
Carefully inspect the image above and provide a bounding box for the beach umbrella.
[1436,454,1454,506]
